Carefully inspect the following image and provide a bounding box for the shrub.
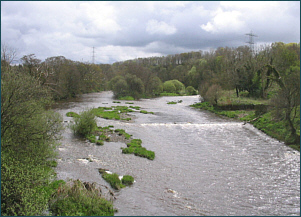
[203,84,222,105]
[186,86,198,95]
[163,80,185,94]
[40,180,66,200]
[1,152,51,216]
[121,175,134,186]
[163,81,176,93]
[70,109,97,137]
[170,79,185,94]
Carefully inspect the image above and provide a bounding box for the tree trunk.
[235,86,239,97]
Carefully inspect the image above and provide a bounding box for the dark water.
[53,91,300,216]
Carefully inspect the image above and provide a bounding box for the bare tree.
[1,43,18,71]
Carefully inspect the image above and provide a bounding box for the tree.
[163,80,176,93]
[112,77,128,98]
[268,65,300,144]
[1,43,17,69]
[186,66,198,88]
[21,54,42,78]
[203,84,222,105]
[146,76,163,96]
[125,74,145,99]
[1,67,63,216]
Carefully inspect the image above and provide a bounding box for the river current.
[53,91,300,216]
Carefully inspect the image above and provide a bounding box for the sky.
[1,1,300,64]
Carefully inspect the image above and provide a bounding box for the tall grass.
[49,180,114,216]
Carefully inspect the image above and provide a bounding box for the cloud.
[1,1,299,64]
[146,19,177,35]
[201,8,245,33]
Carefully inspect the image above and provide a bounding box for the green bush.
[186,86,197,95]
[163,81,176,93]
[1,69,63,216]
[49,180,114,216]
[47,160,58,168]
[1,152,51,216]
[70,109,97,137]
[170,79,185,94]
[40,180,66,200]
[121,175,134,186]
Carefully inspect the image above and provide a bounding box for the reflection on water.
[53,91,300,216]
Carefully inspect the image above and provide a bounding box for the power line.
[245,30,258,52]
[92,46,95,64]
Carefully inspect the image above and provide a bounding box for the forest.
[1,41,300,215]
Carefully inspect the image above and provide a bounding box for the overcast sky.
[1,1,300,64]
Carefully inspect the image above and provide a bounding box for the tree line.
[103,42,299,146]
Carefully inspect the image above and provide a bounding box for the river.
[52,91,300,216]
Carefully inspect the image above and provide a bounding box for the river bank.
[191,101,300,151]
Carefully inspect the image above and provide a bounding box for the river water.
[52,91,300,216]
